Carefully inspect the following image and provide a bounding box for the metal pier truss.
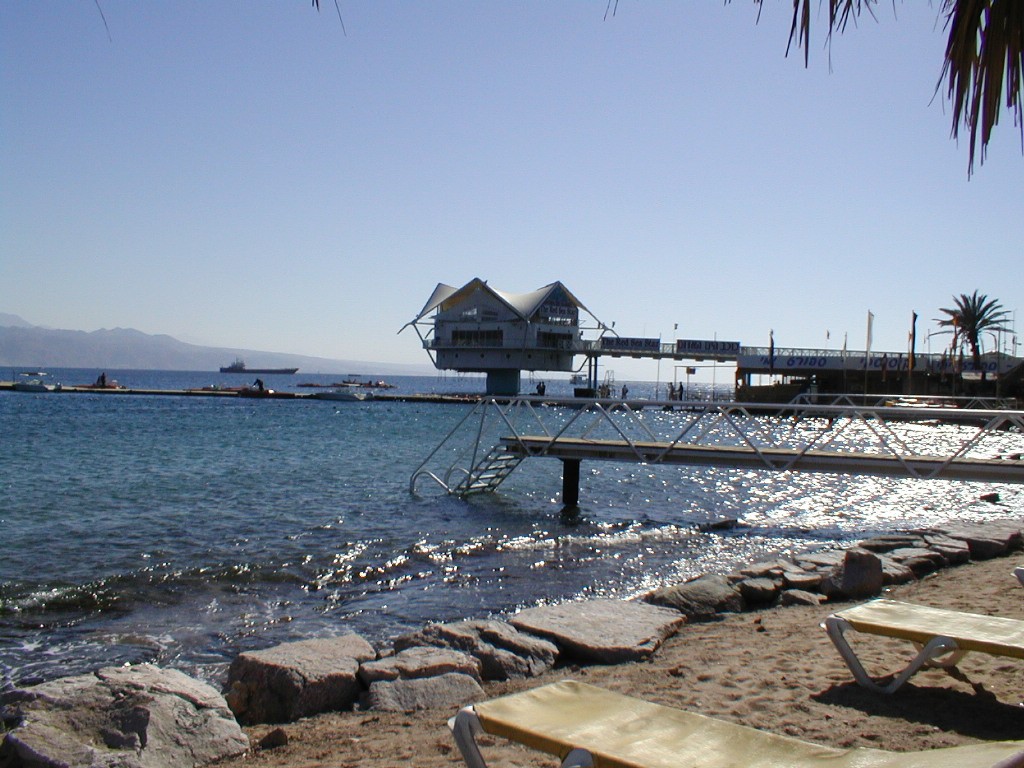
[409,397,1024,498]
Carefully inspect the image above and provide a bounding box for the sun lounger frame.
[824,598,1024,694]
[451,707,594,768]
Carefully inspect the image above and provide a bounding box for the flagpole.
[842,332,848,392]
[908,311,917,395]
[864,310,874,401]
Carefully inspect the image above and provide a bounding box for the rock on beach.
[0,664,248,768]
[393,618,559,680]
[509,598,684,663]
[225,634,375,725]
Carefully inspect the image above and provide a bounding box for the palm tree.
[936,291,1011,381]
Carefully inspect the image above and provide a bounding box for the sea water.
[1,368,1020,688]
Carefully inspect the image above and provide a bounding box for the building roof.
[407,278,597,325]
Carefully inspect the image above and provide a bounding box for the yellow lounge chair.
[448,679,1024,768]
[823,599,1024,694]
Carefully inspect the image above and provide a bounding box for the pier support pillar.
[485,370,521,396]
[561,459,581,507]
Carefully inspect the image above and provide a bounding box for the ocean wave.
[0,560,308,620]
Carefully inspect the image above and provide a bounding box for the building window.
[538,331,573,349]
[451,329,503,347]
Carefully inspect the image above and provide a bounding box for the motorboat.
[13,375,60,392]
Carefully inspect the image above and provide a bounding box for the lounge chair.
[449,679,1024,768]
[823,598,1024,694]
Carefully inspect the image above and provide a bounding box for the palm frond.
[939,0,1024,174]
[749,0,1024,175]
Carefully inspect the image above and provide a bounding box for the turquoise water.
[1,368,1020,687]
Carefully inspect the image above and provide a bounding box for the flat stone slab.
[888,546,946,574]
[943,520,1023,559]
[878,555,916,585]
[394,619,558,680]
[359,646,481,685]
[644,573,743,620]
[366,672,483,713]
[782,569,823,591]
[794,551,846,571]
[736,576,781,605]
[225,633,376,725]
[780,589,825,607]
[856,534,926,553]
[509,599,684,664]
[921,534,971,564]
[0,664,248,768]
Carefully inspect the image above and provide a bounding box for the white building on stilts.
[402,278,607,395]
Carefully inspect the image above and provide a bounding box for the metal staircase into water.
[452,445,524,496]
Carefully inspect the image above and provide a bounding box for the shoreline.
[218,524,1024,767]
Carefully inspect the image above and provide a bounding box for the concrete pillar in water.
[561,458,580,507]
[485,370,521,396]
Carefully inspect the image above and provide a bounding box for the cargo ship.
[220,358,299,375]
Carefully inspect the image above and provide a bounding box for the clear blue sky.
[2,2,1021,378]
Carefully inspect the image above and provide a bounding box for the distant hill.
[0,313,38,329]
[0,315,433,376]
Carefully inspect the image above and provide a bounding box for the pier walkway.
[411,397,1024,502]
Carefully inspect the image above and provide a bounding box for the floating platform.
[0,381,486,404]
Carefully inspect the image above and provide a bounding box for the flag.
[768,329,775,374]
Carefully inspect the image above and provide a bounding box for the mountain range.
[0,313,433,376]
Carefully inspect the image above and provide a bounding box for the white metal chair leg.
[449,707,489,768]
[449,706,595,768]
[823,615,962,694]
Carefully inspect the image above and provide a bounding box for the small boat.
[340,378,395,389]
[79,372,125,390]
[13,376,60,392]
[220,358,299,375]
[314,389,373,402]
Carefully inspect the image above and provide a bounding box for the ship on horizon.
[220,358,298,375]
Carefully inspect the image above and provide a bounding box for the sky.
[2,2,1021,380]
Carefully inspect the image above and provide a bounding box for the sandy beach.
[221,553,1024,767]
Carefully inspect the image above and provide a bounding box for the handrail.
[411,395,1024,496]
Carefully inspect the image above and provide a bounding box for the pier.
[411,397,1024,502]
[0,381,482,404]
